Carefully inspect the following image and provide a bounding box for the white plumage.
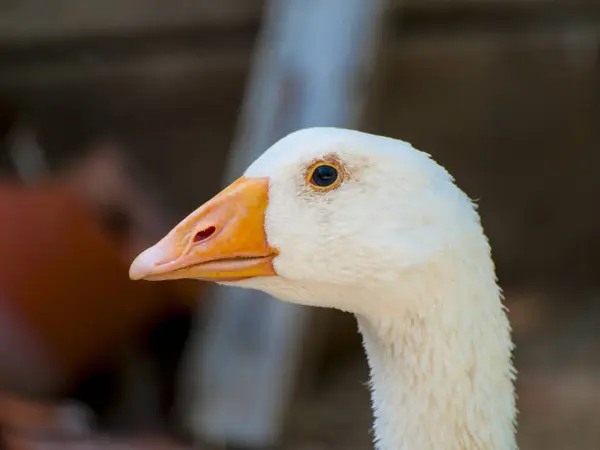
[131,127,517,450]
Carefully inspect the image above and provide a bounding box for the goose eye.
[307,163,343,191]
[311,165,338,186]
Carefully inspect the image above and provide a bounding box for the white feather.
[225,127,517,450]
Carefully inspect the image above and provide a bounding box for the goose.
[129,128,517,450]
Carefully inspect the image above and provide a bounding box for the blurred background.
[0,0,599,449]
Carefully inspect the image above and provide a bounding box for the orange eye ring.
[305,159,344,191]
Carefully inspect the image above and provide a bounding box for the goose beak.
[129,177,278,282]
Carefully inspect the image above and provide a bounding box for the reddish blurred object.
[0,394,191,450]
[0,181,179,396]
[58,140,164,263]
[2,434,191,450]
[57,140,203,310]
[0,392,93,438]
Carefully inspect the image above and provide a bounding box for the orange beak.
[129,177,278,282]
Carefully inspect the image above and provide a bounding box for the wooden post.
[180,0,388,447]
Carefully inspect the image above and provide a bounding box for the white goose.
[130,128,517,450]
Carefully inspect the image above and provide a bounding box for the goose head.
[130,127,486,317]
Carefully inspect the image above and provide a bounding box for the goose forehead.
[244,129,416,179]
[243,143,353,179]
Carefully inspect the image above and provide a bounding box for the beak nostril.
[193,226,216,243]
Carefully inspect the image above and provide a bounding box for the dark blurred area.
[0,1,599,449]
